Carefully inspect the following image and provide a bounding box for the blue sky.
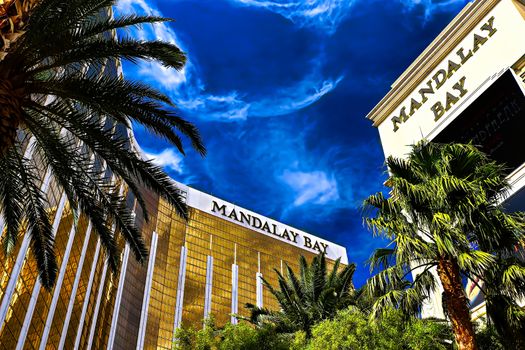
[116,0,469,286]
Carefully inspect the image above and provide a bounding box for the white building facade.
[366,0,525,318]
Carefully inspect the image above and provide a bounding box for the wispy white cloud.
[142,148,185,174]
[398,0,467,21]
[116,0,188,87]
[281,170,339,206]
[128,135,185,174]
[177,74,343,121]
[115,0,343,122]
[227,0,356,35]
[250,76,343,117]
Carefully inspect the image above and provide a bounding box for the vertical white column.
[172,245,188,333]
[57,221,93,350]
[0,169,53,330]
[256,252,263,308]
[39,209,81,350]
[256,273,263,308]
[16,192,68,350]
[107,243,130,350]
[231,264,239,325]
[203,255,213,321]
[136,231,159,350]
[72,239,102,350]
[86,260,109,349]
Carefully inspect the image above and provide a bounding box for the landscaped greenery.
[173,308,453,350]
[172,248,514,350]
[300,307,452,350]
[0,0,204,288]
[173,317,291,350]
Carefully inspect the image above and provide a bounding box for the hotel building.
[0,4,349,349]
[0,140,348,349]
[365,0,525,319]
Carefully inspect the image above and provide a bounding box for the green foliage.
[173,318,291,350]
[219,323,259,350]
[304,308,452,350]
[256,253,358,336]
[219,322,290,350]
[475,323,505,350]
[173,318,219,350]
[0,0,205,288]
[173,325,198,350]
[290,331,308,350]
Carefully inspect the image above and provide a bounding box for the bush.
[173,317,291,350]
[173,309,455,350]
[304,307,452,350]
[475,324,505,350]
[173,318,218,350]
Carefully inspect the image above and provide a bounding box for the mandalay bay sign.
[211,201,330,254]
[391,16,497,132]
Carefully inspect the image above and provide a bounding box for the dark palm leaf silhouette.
[0,0,205,289]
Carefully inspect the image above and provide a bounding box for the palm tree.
[250,254,357,337]
[0,0,205,289]
[467,192,525,349]
[362,141,523,350]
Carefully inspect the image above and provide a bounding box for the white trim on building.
[172,245,188,333]
[136,231,159,350]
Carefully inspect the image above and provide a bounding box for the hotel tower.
[0,33,347,350]
[365,0,525,319]
[0,133,348,350]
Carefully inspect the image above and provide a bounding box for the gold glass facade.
[0,179,346,349]
[114,188,346,350]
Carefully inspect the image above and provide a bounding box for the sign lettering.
[392,16,497,132]
[211,200,329,254]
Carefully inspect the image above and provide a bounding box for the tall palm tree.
[0,0,205,289]
[362,141,523,350]
[252,254,356,337]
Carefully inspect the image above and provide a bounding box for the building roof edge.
[365,0,502,127]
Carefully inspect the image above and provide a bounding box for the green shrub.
[475,324,505,350]
[173,317,291,350]
[305,307,452,350]
[174,309,455,350]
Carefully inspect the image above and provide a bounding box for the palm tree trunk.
[0,78,22,155]
[1,0,37,58]
[437,257,478,350]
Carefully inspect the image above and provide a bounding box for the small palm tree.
[363,141,523,350]
[252,254,356,337]
[0,0,205,289]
